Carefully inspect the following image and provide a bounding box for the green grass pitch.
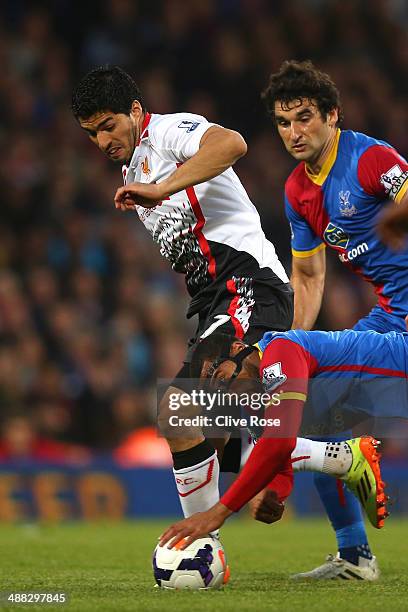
[0,518,407,611]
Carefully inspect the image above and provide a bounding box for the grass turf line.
[0,519,407,611]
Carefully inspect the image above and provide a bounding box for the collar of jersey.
[305,128,341,186]
[254,342,263,359]
[136,111,151,146]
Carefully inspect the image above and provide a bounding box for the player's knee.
[157,394,202,443]
[157,398,175,439]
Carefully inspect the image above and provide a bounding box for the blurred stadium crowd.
[0,0,407,458]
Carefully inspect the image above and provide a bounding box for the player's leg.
[292,437,350,475]
[314,306,405,565]
[292,308,402,579]
[245,435,385,532]
[169,276,293,517]
[158,365,224,523]
[159,307,248,523]
[290,434,377,580]
[246,285,375,575]
[291,437,387,527]
[160,276,293,526]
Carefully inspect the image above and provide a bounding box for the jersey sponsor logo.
[339,190,357,217]
[323,223,350,249]
[262,362,287,392]
[380,164,403,193]
[338,241,369,263]
[178,121,200,132]
[323,223,369,261]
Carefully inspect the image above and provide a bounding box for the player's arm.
[218,335,311,515]
[159,434,300,549]
[284,192,326,329]
[356,144,408,250]
[249,458,293,524]
[114,125,247,210]
[160,126,247,196]
[291,248,326,329]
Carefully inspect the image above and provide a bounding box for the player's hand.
[114,182,166,210]
[249,489,285,524]
[159,503,232,550]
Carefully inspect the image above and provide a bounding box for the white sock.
[291,438,327,472]
[321,440,352,476]
[173,452,220,533]
[291,438,352,476]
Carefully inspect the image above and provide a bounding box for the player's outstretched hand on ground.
[114,182,165,211]
[159,503,232,550]
[249,489,285,524]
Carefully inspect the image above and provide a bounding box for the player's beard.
[124,121,139,165]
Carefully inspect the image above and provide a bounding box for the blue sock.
[339,543,372,565]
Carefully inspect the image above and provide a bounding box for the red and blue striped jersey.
[258,328,408,383]
[285,130,408,316]
[258,328,408,422]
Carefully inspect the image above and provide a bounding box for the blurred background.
[0,0,407,520]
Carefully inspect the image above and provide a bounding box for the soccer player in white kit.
[72,67,374,557]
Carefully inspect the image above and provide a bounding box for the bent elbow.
[222,129,247,161]
[232,131,248,158]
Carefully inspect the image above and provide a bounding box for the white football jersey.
[122,112,289,315]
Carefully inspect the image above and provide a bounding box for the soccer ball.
[153,536,230,590]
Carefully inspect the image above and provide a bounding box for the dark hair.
[262,60,343,126]
[72,65,145,120]
[190,333,236,379]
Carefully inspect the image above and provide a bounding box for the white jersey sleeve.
[148,113,216,163]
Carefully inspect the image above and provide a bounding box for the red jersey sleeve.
[220,339,317,512]
[266,457,294,502]
[357,145,408,204]
[220,437,296,511]
[259,337,320,443]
